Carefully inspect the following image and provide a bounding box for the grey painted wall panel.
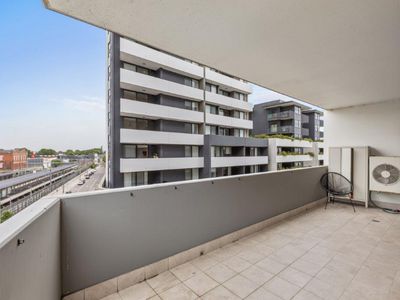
[61,167,327,294]
[0,198,61,300]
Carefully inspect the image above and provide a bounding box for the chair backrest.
[320,172,353,196]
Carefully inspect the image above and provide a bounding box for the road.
[50,165,105,196]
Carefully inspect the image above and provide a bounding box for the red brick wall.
[0,149,27,170]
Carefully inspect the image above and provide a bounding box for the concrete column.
[268,138,278,171]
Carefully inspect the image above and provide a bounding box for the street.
[50,165,105,195]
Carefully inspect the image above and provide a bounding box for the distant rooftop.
[254,100,310,110]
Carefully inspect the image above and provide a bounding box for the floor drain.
[372,219,380,222]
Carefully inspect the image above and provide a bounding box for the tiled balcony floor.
[102,203,400,300]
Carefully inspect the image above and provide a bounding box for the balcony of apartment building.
[267,110,295,121]
[120,144,203,175]
[266,124,295,135]
[120,63,204,103]
[4,2,400,300]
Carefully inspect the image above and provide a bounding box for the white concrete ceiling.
[44,0,400,110]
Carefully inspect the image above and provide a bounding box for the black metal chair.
[320,172,355,212]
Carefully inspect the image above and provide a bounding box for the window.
[184,77,200,88]
[206,105,218,114]
[211,168,217,178]
[122,117,155,130]
[122,62,136,72]
[122,145,136,158]
[219,108,230,116]
[185,169,192,180]
[192,168,199,180]
[234,129,245,137]
[232,92,245,101]
[124,172,148,187]
[184,101,199,111]
[233,111,245,119]
[136,145,148,158]
[219,127,230,136]
[294,120,301,128]
[218,89,229,96]
[270,124,278,133]
[191,124,199,134]
[222,147,232,156]
[122,90,151,102]
[206,83,218,93]
[205,125,217,135]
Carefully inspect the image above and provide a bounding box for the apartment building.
[107,33,266,188]
[252,100,323,140]
[0,148,27,170]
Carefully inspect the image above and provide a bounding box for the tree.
[51,159,63,167]
[1,211,13,223]
[37,148,57,156]
[65,149,75,156]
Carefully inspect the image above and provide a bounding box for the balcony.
[267,125,295,135]
[211,156,268,168]
[205,68,252,94]
[301,127,309,136]
[4,165,400,300]
[205,91,253,112]
[120,99,204,123]
[277,154,313,163]
[120,128,203,146]
[0,167,333,300]
[120,69,204,102]
[120,157,204,172]
[120,38,204,79]
[206,113,253,129]
[267,111,294,120]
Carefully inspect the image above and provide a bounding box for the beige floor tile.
[204,263,236,284]
[147,271,180,294]
[102,293,123,300]
[278,267,312,288]
[263,277,301,300]
[159,283,198,300]
[184,272,219,296]
[292,289,322,300]
[314,266,354,288]
[236,249,265,264]
[171,262,201,281]
[222,256,252,273]
[291,258,324,276]
[241,265,274,286]
[201,285,240,300]
[223,274,259,298]
[148,296,161,300]
[255,257,287,275]
[119,282,156,300]
[191,255,219,271]
[304,277,344,300]
[246,287,283,300]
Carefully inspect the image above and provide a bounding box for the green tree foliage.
[51,159,63,167]
[37,148,57,156]
[1,211,13,223]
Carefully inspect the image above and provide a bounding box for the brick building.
[0,148,28,170]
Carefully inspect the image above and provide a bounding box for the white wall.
[325,99,400,156]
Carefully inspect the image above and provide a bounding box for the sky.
[0,1,319,152]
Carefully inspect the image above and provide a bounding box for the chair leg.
[325,193,330,209]
[349,195,356,213]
